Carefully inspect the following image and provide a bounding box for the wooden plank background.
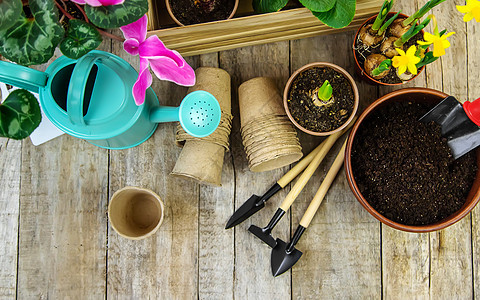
[1,1,479,298]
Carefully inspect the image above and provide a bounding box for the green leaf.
[0,0,22,30]
[317,80,333,101]
[416,52,438,69]
[372,59,391,76]
[85,0,148,29]
[60,20,102,59]
[0,89,41,140]
[253,0,288,13]
[0,0,64,66]
[300,0,336,13]
[312,0,356,29]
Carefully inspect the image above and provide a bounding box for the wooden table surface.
[1,1,479,299]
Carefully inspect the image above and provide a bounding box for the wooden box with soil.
[284,62,358,136]
[345,88,480,232]
[146,0,384,57]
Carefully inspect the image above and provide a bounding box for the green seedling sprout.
[403,0,447,26]
[317,80,333,102]
[378,11,402,35]
[372,59,392,76]
[371,0,395,33]
[393,15,432,47]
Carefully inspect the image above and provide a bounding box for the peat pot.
[345,88,480,232]
[283,62,359,136]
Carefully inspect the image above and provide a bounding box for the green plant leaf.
[85,0,148,29]
[372,59,391,76]
[300,0,336,12]
[0,0,22,30]
[0,0,64,66]
[60,20,102,59]
[0,89,41,140]
[312,0,356,29]
[317,80,333,101]
[253,0,289,13]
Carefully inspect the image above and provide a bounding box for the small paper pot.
[283,62,359,136]
[241,124,296,143]
[165,0,239,26]
[352,13,426,86]
[243,131,298,149]
[249,143,302,160]
[246,135,299,154]
[171,140,225,186]
[240,117,293,137]
[239,77,286,128]
[249,151,303,173]
[108,186,165,240]
[188,67,232,113]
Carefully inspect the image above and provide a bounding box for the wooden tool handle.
[277,117,356,189]
[299,140,347,228]
[277,140,327,188]
[278,130,343,211]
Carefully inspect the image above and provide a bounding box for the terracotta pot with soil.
[345,88,480,232]
[353,12,427,86]
[283,62,359,136]
[166,0,239,26]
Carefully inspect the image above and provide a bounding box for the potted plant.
[0,1,195,140]
[353,0,454,85]
[345,88,480,232]
[283,62,359,136]
[165,0,239,26]
[253,0,357,29]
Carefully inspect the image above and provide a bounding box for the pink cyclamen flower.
[120,15,196,105]
[71,0,124,7]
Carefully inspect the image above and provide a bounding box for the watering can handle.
[66,54,101,125]
[0,60,47,93]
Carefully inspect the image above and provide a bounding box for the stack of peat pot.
[239,77,303,172]
[171,67,233,186]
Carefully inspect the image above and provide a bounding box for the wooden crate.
[146,0,383,57]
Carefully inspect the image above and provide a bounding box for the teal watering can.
[0,50,221,149]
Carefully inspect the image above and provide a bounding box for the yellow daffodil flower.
[418,31,455,57]
[457,0,480,23]
[392,45,421,75]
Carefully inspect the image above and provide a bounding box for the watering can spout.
[0,60,48,93]
[150,106,181,123]
[149,90,222,138]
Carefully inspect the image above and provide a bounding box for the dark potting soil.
[287,67,354,133]
[354,19,424,84]
[351,101,477,226]
[169,0,235,25]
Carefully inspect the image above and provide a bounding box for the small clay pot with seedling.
[283,62,359,136]
[166,0,239,26]
[353,0,454,85]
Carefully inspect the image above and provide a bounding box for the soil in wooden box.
[354,17,423,84]
[351,101,477,226]
[169,0,236,25]
[287,67,354,133]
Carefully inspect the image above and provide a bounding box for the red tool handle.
[464,97,480,126]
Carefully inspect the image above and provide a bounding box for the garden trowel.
[271,141,347,276]
[248,127,347,247]
[271,140,347,277]
[419,96,480,159]
[225,140,328,229]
